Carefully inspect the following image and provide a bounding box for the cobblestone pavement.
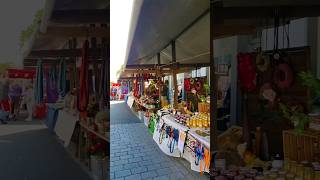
[110,101,209,180]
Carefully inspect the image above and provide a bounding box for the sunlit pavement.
[0,120,92,180]
[110,101,209,180]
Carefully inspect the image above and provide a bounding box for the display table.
[161,115,189,132]
[189,129,210,149]
[152,113,210,173]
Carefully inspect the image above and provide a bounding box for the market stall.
[22,0,109,179]
[122,0,320,178]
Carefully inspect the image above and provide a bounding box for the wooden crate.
[283,130,320,162]
[198,102,209,113]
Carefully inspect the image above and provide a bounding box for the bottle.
[272,154,283,169]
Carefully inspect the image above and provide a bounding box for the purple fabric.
[9,84,22,97]
[46,73,59,103]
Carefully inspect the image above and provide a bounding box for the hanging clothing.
[35,60,44,104]
[46,65,59,103]
[58,59,67,98]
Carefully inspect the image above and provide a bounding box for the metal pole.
[171,41,178,108]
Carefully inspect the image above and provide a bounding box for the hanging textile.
[35,59,43,104]
[58,59,67,97]
[77,40,89,112]
[46,64,58,103]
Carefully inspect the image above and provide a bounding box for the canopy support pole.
[171,41,178,108]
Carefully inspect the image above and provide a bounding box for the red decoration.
[7,69,35,79]
[184,79,191,92]
[237,53,257,92]
[273,63,293,89]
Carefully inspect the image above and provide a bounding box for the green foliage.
[298,71,320,96]
[199,95,206,102]
[19,9,43,47]
[279,102,310,135]
[203,83,210,96]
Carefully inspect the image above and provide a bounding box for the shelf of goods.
[134,97,159,111]
[152,109,210,173]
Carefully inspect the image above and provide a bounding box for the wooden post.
[171,41,178,108]
[210,0,219,152]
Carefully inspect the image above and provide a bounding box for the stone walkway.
[110,101,209,180]
[0,121,92,180]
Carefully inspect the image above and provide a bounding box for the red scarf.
[237,53,257,92]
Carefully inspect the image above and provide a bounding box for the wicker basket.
[283,130,320,162]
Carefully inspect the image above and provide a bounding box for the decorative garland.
[195,81,202,92]
[190,78,195,85]
[273,63,293,89]
[256,53,270,72]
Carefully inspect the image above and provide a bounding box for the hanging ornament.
[273,63,293,89]
[256,53,270,72]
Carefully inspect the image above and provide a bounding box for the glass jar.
[269,173,278,180]
[278,170,287,178]
[303,166,313,180]
[290,161,297,174]
[296,164,304,178]
[314,170,320,180]
[286,173,295,180]
[284,160,290,171]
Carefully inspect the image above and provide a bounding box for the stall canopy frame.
[123,0,320,154]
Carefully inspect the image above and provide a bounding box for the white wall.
[261,18,308,51]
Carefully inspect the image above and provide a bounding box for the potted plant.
[298,71,320,111]
[279,102,310,135]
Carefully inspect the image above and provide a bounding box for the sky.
[0,0,44,67]
[110,0,134,82]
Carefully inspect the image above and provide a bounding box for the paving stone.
[110,164,123,172]
[141,171,158,179]
[112,178,124,180]
[123,162,139,170]
[169,172,184,180]
[110,172,115,179]
[153,175,170,180]
[114,170,131,178]
[156,167,172,176]
[130,166,148,174]
[147,163,162,171]
[139,159,153,166]
[125,174,142,180]
[120,154,133,160]
[128,157,142,163]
